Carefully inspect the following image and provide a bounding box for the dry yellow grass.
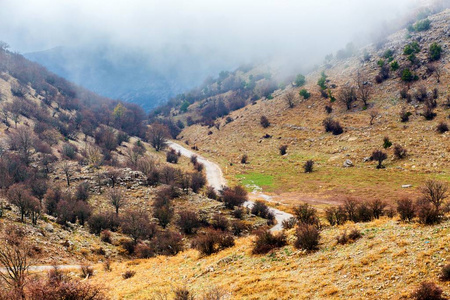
[90,217,450,299]
[176,10,450,207]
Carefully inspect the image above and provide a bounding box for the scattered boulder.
[343,159,353,167]
[402,184,412,188]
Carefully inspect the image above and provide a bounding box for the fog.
[0,0,438,108]
[2,0,424,66]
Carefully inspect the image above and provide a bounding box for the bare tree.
[109,188,125,215]
[369,109,379,125]
[62,162,71,187]
[147,123,169,151]
[338,85,357,110]
[86,145,103,168]
[284,91,296,108]
[106,169,122,188]
[355,71,373,107]
[0,238,30,295]
[126,145,144,168]
[372,150,387,169]
[6,184,36,223]
[421,180,448,210]
[8,127,34,165]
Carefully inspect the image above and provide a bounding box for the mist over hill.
[25,44,238,111]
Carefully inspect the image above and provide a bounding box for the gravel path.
[168,141,293,231]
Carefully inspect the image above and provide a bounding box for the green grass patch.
[236,173,274,190]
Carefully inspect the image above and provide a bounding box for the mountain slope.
[25,44,239,111]
[161,8,450,206]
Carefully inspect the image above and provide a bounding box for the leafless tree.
[421,180,448,210]
[109,188,125,216]
[369,109,379,125]
[126,145,144,168]
[284,91,296,108]
[62,162,71,187]
[106,169,122,188]
[338,85,357,110]
[8,127,34,165]
[355,71,373,107]
[0,238,30,295]
[147,123,169,151]
[6,184,37,223]
[86,144,103,168]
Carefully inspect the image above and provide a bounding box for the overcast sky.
[0,0,423,70]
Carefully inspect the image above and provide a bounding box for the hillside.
[159,9,450,207]
[1,5,450,300]
[91,217,450,299]
[24,44,239,111]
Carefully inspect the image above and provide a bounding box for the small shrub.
[281,217,297,229]
[193,229,234,256]
[412,281,444,300]
[206,186,218,200]
[211,214,229,231]
[154,230,184,256]
[429,42,442,61]
[370,199,386,219]
[232,207,245,219]
[251,201,271,219]
[75,182,90,201]
[103,259,112,272]
[400,110,412,122]
[174,287,195,300]
[437,122,449,133]
[325,105,333,114]
[397,197,415,222]
[134,243,155,258]
[323,117,343,135]
[88,212,120,235]
[260,116,270,128]
[80,264,94,278]
[122,270,136,279]
[336,231,349,245]
[295,74,306,87]
[424,106,436,120]
[416,198,441,225]
[294,224,320,251]
[240,154,248,164]
[166,149,179,164]
[325,206,347,226]
[394,144,408,159]
[100,230,112,243]
[401,68,414,82]
[190,172,206,193]
[222,186,248,209]
[400,88,409,99]
[356,201,373,222]
[390,61,399,71]
[176,210,201,235]
[252,230,287,254]
[303,160,314,173]
[348,228,362,240]
[299,89,311,99]
[441,264,450,281]
[62,144,76,159]
[279,145,288,155]
[383,136,392,149]
[231,220,247,236]
[372,150,387,169]
[294,203,319,225]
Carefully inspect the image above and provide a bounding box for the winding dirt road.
[168,141,293,231]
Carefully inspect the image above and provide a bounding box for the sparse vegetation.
[260,115,270,128]
[294,224,320,251]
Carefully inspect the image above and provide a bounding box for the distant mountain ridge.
[25,45,237,111]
